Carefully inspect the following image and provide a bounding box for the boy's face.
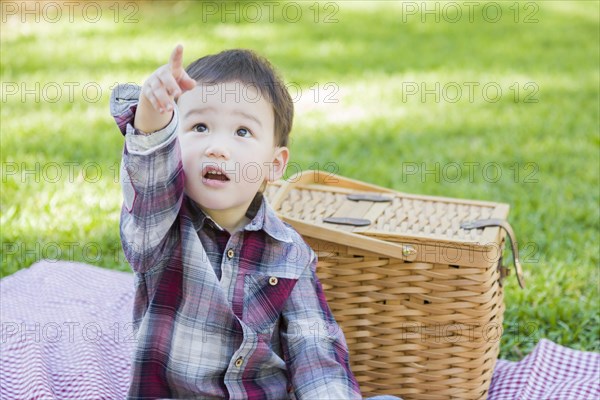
[177,81,288,222]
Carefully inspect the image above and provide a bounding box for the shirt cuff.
[124,106,179,155]
[110,83,141,136]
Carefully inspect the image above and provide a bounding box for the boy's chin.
[183,190,247,212]
[184,191,220,210]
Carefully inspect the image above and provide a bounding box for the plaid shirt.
[110,84,362,400]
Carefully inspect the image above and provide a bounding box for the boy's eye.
[236,128,252,138]
[192,123,208,133]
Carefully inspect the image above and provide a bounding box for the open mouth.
[202,166,231,182]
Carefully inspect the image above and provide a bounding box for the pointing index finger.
[169,44,184,73]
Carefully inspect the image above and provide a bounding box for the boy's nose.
[204,143,230,160]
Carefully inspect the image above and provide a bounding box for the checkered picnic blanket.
[1,261,598,399]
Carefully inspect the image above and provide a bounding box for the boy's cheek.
[177,130,187,143]
[178,135,194,160]
[178,151,194,184]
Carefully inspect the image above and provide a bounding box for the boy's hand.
[134,45,197,133]
[142,45,196,113]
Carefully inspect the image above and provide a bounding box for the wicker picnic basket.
[265,170,525,400]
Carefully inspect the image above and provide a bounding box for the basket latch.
[497,254,511,285]
[460,218,525,289]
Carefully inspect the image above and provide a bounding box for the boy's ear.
[268,146,289,182]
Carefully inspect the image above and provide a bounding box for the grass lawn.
[1,1,598,360]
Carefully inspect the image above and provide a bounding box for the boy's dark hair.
[185,49,293,147]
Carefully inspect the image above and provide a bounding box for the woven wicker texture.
[265,171,513,399]
[280,188,495,242]
[307,238,504,399]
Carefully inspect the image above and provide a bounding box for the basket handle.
[460,219,525,289]
[270,169,396,209]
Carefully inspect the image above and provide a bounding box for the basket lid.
[265,170,510,268]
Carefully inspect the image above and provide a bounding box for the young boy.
[110,45,363,399]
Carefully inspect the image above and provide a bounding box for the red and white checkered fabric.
[1,261,599,399]
[0,261,134,399]
[490,339,600,400]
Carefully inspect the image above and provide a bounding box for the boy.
[110,45,363,399]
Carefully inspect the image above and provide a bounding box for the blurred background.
[1,1,598,360]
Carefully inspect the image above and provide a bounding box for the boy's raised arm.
[109,45,196,273]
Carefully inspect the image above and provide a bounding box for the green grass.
[1,1,598,361]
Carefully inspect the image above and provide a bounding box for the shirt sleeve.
[110,83,184,273]
[280,250,362,400]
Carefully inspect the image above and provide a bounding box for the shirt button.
[234,356,243,367]
[227,249,235,259]
[269,276,278,286]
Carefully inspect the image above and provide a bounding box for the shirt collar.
[185,193,293,243]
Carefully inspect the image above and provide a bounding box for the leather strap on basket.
[460,218,526,289]
[323,217,372,226]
